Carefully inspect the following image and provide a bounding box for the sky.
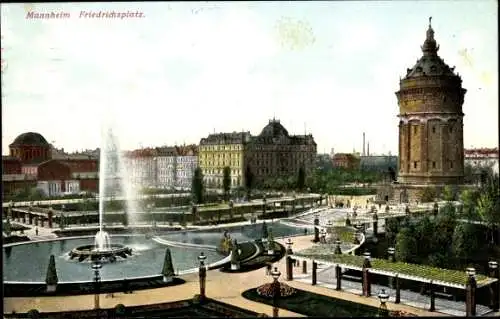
[1,1,498,156]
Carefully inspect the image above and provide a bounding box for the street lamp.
[387,247,396,262]
[466,267,477,317]
[378,289,390,317]
[91,260,102,310]
[466,267,476,277]
[198,252,207,300]
[286,238,294,255]
[320,228,327,244]
[271,267,281,318]
[488,261,499,312]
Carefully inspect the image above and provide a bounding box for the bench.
[342,274,363,282]
[433,291,455,300]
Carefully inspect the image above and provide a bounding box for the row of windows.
[200,161,242,167]
[201,153,242,159]
[203,169,242,176]
[410,160,455,170]
[200,145,243,151]
[412,125,455,134]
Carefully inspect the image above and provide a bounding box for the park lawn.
[293,253,490,286]
[327,226,355,243]
[242,287,379,317]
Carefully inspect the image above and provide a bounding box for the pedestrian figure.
[123,278,129,294]
[35,227,38,236]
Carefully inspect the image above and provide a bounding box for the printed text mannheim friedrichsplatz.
[25,10,145,19]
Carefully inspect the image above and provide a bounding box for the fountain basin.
[69,244,132,262]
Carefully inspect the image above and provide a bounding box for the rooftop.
[10,132,49,147]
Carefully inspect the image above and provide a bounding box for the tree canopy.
[222,166,231,201]
[192,167,204,204]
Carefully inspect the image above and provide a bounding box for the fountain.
[69,127,136,263]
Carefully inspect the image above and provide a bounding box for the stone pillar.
[335,265,342,291]
[372,212,378,238]
[489,261,499,312]
[429,280,435,312]
[302,260,307,274]
[314,227,319,243]
[362,253,372,297]
[466,268,477,317]
[286,256,293,281]
[395,275,401,304]
[312,261,317,285]
[48,210,53,228]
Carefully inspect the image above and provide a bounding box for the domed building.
[198,119,317,188]
[9,132,52,163]
[391,18,466,202]
[2,132,99,198]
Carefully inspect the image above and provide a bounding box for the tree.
[459,188,480,219]
[222,166,231,201]
[442,185,455,202]
[395,227,418,264]
[297,166,305,192]
[476,173,500,244]
[230,239,240,268]
[419,187,437,203]
[45,254,58,292]
[192,167,204,204]
[244,165,254,200]
[4,218,12,236]
[452,223,480,264]
[384,218,400,246]
[161,248,175,282]
[262,221,268,239]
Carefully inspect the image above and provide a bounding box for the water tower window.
[450,161,454,169]
[432,126,436,133]
[413,126,418,134]
[414,161,417,169]
[432,161,436,168]
[449,126,453,133]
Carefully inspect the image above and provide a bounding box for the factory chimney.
[367,142,370,156]
[362,132,366,156]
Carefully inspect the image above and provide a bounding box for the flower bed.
[293,253,490,286]
[326,226,355,243]
[242,288,379,317]
[390,310,417,317]
[256,282,296,298]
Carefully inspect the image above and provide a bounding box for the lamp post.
[362,252,372,297]
[286,238,294,255]
[286,239,294,281]
[378,289,390,317]
[91,261,102,310]
[387,247,395,288]
[387,247,395,262]
[466,267,477,317]
[488,261,499,312]
[198,252,207,300]
[320,228,327,244]
[271,267,281,318]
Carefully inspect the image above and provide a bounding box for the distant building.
[332,153,360,170]
[1,132,98,197]
[465,148,499,174]
[360,155,398,171]
[123,145,198,190]
[198,119,317,188]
